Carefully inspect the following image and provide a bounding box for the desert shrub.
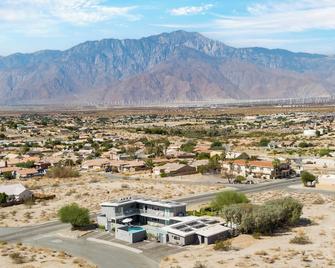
[0,192,8,204]
[301,171,316,186]
[255,250,268,256]
[1,171,15,180]
[121,184,129,189]
[213,240,232,251]
[193,261,207,268]
[236,152,250,160]
[235,175,246,183]
[250,205,283,234]
[259,138,270,147]
[265,197,303,226]
[196,152,210,160]
[16,160,35,168]
[210,140,223,150]
[312,197,325,205]
[298,141,313,148]
[318,148,331,157]
[222,197,303,235]
[24,198,35,207]
[221,203,254,225]
[9,252,26,264]
[252,232,261,239]
[290,232,311,244]
[180,141,196,152]
[47,166,80,178]
[58,203,90,229]
[211,191,249,212]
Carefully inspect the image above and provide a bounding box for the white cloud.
[170,4,213,16]
[214,0,335,34]
[0,0,139,27]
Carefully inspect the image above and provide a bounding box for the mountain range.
[1,30,335,106]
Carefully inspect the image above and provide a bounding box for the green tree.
[301,171,316,186]
[211,191,249,212]
[58,203,90,229]
[235,175,246,183]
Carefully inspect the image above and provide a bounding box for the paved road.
[0,221,68,242]
[174,178,302,204]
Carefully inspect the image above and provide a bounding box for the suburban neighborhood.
[0,106,334,267]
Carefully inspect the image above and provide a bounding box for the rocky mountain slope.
[0,31,334,105]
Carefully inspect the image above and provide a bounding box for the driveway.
[25,235,158,268]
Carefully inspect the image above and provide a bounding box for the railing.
[139,209,167,218]
[114,208,171,218]
[115,209,139,217]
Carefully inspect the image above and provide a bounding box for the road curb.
[87,237,143,254]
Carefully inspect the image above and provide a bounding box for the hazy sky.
[0,0,335,55]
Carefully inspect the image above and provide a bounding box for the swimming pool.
[127,226,145,233]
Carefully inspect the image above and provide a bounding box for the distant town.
[0,105,334,268]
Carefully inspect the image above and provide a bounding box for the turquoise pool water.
[127,226,144,233]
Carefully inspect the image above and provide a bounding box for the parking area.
[81,229,184,262]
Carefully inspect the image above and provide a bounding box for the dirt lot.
[0,241,96,268]
[0,174,225,227]
[161,191,335,268]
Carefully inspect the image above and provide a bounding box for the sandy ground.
[0,173,225,227]
[0,241,96,268]
[160,191,335,268]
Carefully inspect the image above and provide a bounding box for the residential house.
[81,158,111,170]
[120,160,148,173]
[15,168,40,179]
[153,163,196,177]
[0,183,33,202]
[222,160,292,180]
[97,197,186,230]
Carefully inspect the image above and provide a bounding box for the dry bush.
[290,231,311,245]
[255,250,268,256]
[313,197,325,205]
[213,240,232,251]
[193,261,207,268]
[9,252,26,264]
[47,166,80,178]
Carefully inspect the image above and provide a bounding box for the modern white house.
[97,197,187,229]
[97,197,235,245]
[0,183,33,202]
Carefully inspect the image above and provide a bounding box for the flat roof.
[196,224,231,237]
[101,197,186,208]
[162,217,231,238]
